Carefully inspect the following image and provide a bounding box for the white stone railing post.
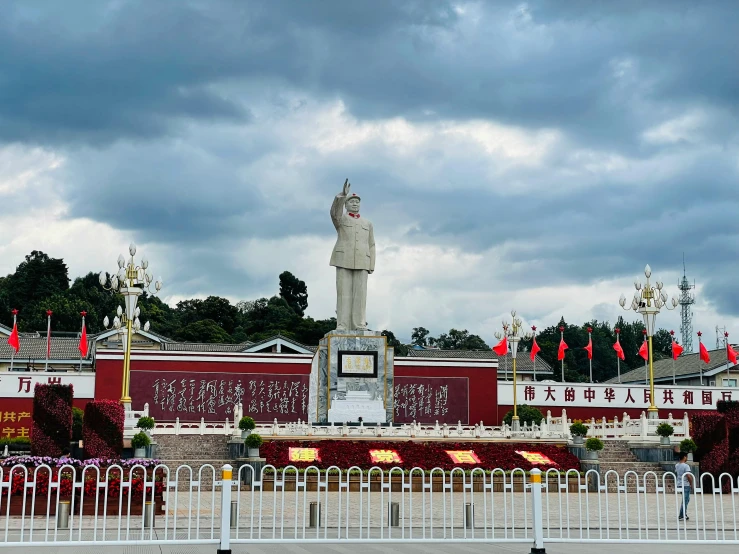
[561,409,569,438]
[175,417,181,435]
[199,417,206,435]
[683,412,691,439]
[143,403,150,417]
[640,411,648,439]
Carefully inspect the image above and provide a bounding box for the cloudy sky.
[1,0,737,346]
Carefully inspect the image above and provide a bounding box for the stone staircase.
[597,440,673,493]
[153,434,231,488]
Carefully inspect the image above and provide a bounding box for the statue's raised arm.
[330,179,350,230]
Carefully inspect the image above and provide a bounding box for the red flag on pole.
[492,336,508,356]
[7,310,19,353]
[671,341,683,360]
[699,341,711,364]
[638,340,648,360]
[727,343,737,365]
[613,339,625,361]
[584,336,593,360]
[530,336,541,361]
[78,312,88,357]
[557,338,568,361]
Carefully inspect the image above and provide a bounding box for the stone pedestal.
[328,390,387,423]
[308,330,394,424]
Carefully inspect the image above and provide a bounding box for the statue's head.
[346,193,361,213]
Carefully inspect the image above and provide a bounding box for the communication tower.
[716,325,727,349]
[678,256,695,352]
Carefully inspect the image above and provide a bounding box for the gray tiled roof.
[606,347,735,384]
[0,337,93,360]
[406,349,553,373]
[162,342,253,353]
[245,334,317,353]
[0,323,40,339]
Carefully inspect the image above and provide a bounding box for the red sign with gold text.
[445,450,481,464]
[516,451,556,466]
[289,448,320,463]
[369,450,402,464]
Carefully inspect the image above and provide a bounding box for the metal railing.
[2,463,738,548]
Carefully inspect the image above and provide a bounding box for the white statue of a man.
[330,179,375,330]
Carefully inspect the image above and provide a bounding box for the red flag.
[613,339,625,360]
[492,336,508,356]
[699,341,711,364]
[638,340,648,360]
[671,341,683,360]
[727,343,737,365]
[8,322,20,353]
[557,338,568,361]
[584,337,593,360]
[530,337,541,361]
[78,321,88,357]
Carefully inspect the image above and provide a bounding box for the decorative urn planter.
[660,436,671,446]
[573,436,584,446]
[247,447,260,458]
[134,447,147,458]
[584,450,598,461]
[241,430,251,439]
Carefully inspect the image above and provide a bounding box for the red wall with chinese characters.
[94,352,499,424]
[0,398,89,440]
[394,360,497,425]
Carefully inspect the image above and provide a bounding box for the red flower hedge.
[83,400,124,459]
[31,384,73,457]
[691,411,728,476]
[260,440,580,472]
[2,468,73,497]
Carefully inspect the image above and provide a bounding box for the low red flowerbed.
[260,440,580,472]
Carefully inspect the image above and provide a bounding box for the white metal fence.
[129,403,691,443]
[1,463,738,548]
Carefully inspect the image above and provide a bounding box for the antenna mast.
[678,254,695,352]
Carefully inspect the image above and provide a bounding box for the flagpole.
[559,326,565,382]
[588,327,593,383]
[670,330,676,385]
[9,310,17,372]
[531,326,537,381]
[45,310,52,372]
[698,331,704,386]
[642,330,648,385]
[79,311,87,373]
[615,328,622,384]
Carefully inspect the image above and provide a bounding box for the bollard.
[309,501,321,528]
[530,468,546,553]
[388,501,399,527]
[57,500,71,530]
[464,502,474,529]
[143,501,155,529]
[230,500,238,528]
[218,464,233,554]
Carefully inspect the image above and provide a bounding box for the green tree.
[381,330,409,356]
[411,327,430,347]
[175,296,240,335]
[432,329,489,350]
[279,271,308,317]
[0,251,70,327]
[175,319,234,343]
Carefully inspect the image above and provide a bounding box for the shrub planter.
[572,436,584,446]
[660,436,671,446]
[134,447,147,458]
[584,450,598,460]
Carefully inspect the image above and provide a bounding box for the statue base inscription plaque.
[308,330,394,424]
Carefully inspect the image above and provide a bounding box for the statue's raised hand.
[342,178,351,196]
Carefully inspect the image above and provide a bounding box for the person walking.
[676,452,694,520]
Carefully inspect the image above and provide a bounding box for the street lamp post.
[619,264,677,419]
[99,243,162,408]
[495,310,533,432]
